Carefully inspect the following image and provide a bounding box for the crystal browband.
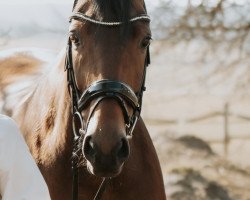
[70,12,151,26]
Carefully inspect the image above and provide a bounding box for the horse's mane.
[0,50,54,115]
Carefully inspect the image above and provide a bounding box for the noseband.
[65,4,151,200]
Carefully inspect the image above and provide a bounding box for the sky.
[0,0,246,6]
[0,0,210,6]
[0,0,71,4]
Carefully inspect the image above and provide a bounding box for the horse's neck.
[15,52,73,165]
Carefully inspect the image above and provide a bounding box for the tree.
[151,0,250,96]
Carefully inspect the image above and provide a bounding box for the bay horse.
[0,0,166,199]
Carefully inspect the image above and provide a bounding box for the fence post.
[224,103,229,156]
[177,117,185,136]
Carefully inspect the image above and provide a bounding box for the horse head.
[66,0,151,178]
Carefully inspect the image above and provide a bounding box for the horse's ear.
[72,0,78,11]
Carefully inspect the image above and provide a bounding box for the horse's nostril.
[117,138,130,161]
[83,135,96,161]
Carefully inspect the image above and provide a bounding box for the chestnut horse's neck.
[14,52,73,166]
[12,51,107,199]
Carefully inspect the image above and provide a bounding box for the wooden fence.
[145,103,250,156]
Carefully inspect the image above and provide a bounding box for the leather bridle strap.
[77,80,140,136]
[78,80,139,111]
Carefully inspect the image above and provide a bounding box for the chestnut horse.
[0,0,166,199]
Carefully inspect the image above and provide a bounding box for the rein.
[65,2,150,200]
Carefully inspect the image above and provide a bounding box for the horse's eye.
[140,36,152,49]
[69,33,80,46]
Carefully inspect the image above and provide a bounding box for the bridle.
[65,1,151,200]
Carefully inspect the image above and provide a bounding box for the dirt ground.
[152,133,250,200]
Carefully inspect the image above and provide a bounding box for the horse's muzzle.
[82,135,130,177]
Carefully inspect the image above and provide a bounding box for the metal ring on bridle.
[72,111,85,138]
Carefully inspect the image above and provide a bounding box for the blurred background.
[0,0,250,199]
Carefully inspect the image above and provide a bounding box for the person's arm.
[0,115,51,200]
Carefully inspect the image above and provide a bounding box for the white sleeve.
[0,115,51,200]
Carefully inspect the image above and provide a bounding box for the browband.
[70,12,150,26]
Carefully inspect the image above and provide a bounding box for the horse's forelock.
[93,0,131,23]
[94,0,133,39]
[75,0,139,40]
